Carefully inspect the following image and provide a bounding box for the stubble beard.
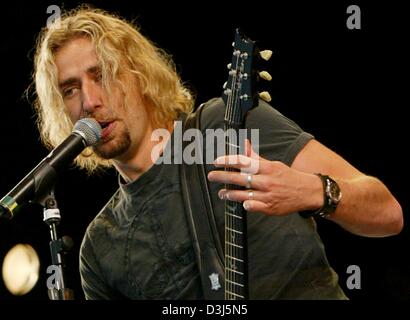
[93,131,131,160]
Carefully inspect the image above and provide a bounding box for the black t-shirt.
[79,98,347,299]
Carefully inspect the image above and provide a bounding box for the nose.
[81,78,102,116]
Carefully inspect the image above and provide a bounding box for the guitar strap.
[180,103,225,299]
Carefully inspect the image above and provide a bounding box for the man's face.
[54,37,151,161]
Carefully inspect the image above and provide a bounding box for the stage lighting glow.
[2,244,40,295]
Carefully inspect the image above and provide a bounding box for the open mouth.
[97,120,116,139]
[99,121,110,129]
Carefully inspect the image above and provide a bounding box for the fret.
[226,212,242,219]
[226,231,244,241]
[225,255,244,263]
[226,241,243,249]
[227,142,240,150]
[227,271,244,282]
[225,251,244,263]
[225,291,245,299]
[226,279,244,287]
[225,202,245,216]
[226,267,244,275]
[226,227,242,234]
[225,225,245,236]
[226,252,242,261]
[225,268,245,284]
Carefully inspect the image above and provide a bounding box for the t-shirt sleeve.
[246,100,314,165]
[200,97,314,166]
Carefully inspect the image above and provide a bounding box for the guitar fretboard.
[224,126,248,300]
[222,29,259,300]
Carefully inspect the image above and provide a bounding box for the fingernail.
[218,190,225,199]
[243,201,250,210]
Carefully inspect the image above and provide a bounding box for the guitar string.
[225,48,244,299]
[231,51,241,299]
[233,51,250,299]
[225,49,236,299]
[233,56,242,299]
[224,64,232,300]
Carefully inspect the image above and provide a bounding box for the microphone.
[0,118,102,219]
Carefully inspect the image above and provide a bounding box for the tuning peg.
[260,50,273,61]
[259,71,272,81]
[223,81,228,89]
[259,91,272,102]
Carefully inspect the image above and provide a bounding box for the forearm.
[324,175,403,237]
[208,139,403,237]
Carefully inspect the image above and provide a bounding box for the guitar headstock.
[222,29,272,127]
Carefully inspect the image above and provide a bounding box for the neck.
[114,120,173,182]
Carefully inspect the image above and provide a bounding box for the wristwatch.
[300,173,342,218]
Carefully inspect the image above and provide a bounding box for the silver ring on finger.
[248,190,254,200]
[246,174,253,189]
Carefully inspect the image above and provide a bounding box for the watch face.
[329,180,342,203]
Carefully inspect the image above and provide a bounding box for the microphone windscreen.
[73,118,102,146]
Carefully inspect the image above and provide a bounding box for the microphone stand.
[39,188,74,300]
[0,118,101,299]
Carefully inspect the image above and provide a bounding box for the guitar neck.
[224,125,249,300]
[221,28,267,300]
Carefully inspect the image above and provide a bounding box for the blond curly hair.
[33,6,194,173]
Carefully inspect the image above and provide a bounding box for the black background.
[0,0,408,300]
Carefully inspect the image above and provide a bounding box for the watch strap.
[299,173,338,218]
